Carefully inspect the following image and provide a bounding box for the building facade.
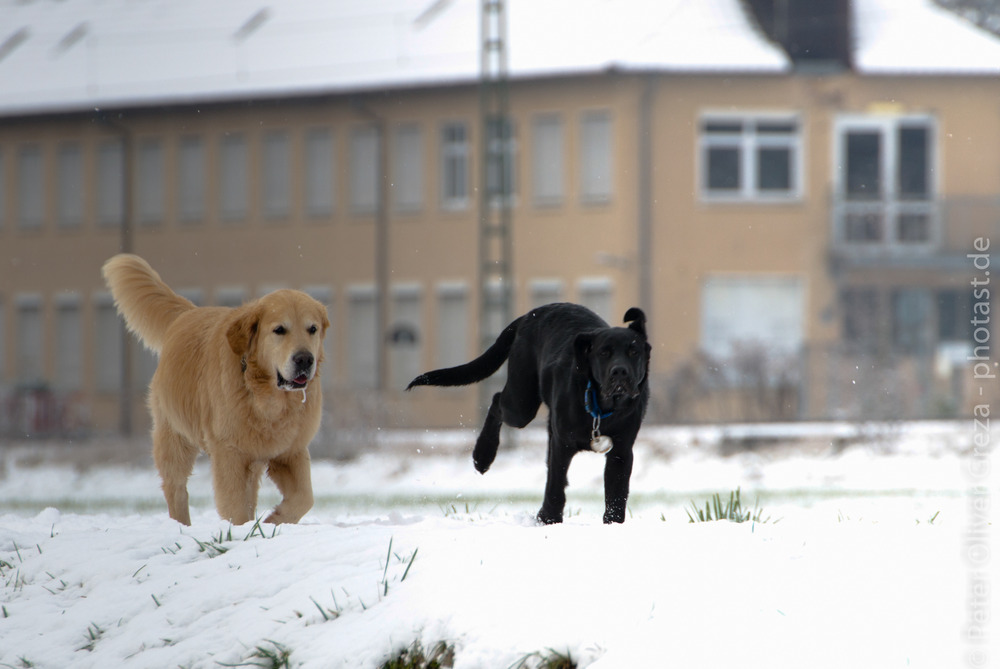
[0,0,997,439]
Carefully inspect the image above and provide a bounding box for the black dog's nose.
[610,365,629,379]
[293,351,314,371]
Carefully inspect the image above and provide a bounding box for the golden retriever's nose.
[293,351,314,373]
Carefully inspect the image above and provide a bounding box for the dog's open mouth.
[277,371,310,391]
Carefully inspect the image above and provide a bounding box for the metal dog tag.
[591,435,613,453]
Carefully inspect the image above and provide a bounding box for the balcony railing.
[831,196,1000,265]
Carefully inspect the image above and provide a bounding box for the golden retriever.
[102,254,329,526]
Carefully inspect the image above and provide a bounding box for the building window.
[94,294,122,392]
[393,125,423,212]
[842,287,881,354]
[18,144,44,230]
[529,278,564,309]
[436,283,468,368]
[57,142,84,228]
[262,130,291,220]
[441,122,468,209]
[97,139,124,227]
[389,284,422,390]
[578,277,613,323]
[55,294,82,391]
[347,285,377,389]
[0,149,6,229]
[219,133,248,222]
[700,275,804,383]
[137,139,164,225]
[304,128,334,218]
[16,294,43,385]
[485,116,516,203]
[580,111,612,203]
[700,114,801,201]
[891,288,933,355]
[0,297,5,382]
[303,285,334,390]
[532,114,564,206]
[835,116,936,249]
[350,126,379,214]
[177,136,205,223]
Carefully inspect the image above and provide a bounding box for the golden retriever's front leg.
[211,447,263,525]
[264,448,314,524]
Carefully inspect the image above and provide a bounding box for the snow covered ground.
[0,421,995,668]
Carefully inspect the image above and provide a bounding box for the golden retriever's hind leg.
[211,449,262,525]
[152,424,197,526]
[264,449,314,524]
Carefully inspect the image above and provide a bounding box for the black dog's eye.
[273,325,287,335]
[307,325,318,335]
[600,348,612,358]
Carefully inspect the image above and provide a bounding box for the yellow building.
[0,0,997,441]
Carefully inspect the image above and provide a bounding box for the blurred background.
[0,0,997,458]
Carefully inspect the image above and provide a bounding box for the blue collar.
[585,381,613,420]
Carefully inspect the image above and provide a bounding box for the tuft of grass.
[310,592,341,622]
[686,488,773,524]
[78,623,105,652]
[917,510,941,525]
[510,648,577,669]
[380,538,419,599]
[379,641,455,669]
[218,640,291,669]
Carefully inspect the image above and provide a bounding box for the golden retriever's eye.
[273,325,287,335]
[308,325,318,335]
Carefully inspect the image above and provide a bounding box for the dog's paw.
[536,510,563,525]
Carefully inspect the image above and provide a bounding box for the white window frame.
[304,128,335,218]
[137,138,165,226]
[532,113,564,207]
[832,114,938,253]
[219,133,248,222]
[18,144,44,230]
[580,111,613,204]
[97,139,124,227]
[57,142,84,228]
[440,122,469,210]
[435,282,469,369]
[54,292,83,391]
[485,116,517,205]
[16,293,44,385]
[262,130,291,221]
[177,136,205,223]
[350,126,379,215]
[699,112,803,203]
[393,124,424,213]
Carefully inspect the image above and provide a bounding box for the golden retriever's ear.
[227,307,261,358]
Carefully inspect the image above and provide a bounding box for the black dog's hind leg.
[602,443,635,524]
[473,392,503,473]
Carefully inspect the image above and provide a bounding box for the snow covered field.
[0,421,995,668]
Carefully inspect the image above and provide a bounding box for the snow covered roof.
[0,0,788,117]
[853,0,1000,74]
[0,0,998,119]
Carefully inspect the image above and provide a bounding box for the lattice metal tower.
[478,0,514,415]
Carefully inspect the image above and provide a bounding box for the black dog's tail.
[406,317,521,390]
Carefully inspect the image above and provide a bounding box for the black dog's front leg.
[538,436,574,525]
[603,444,634,524]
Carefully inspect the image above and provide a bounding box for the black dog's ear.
[623,307,647,338]
[573,332,595,372]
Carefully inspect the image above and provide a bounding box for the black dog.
[407,303,650,524]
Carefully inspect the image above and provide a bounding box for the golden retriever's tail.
[101,254,196,354]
